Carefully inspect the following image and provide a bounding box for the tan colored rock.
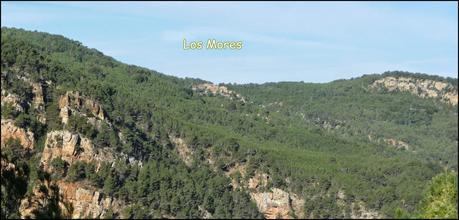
[1,89,24,111]
[384,138,410,151]
[41,130,78,170]
[250,188,303,219]
[31,82,46,123]
[224,163,247,189]
[435,82,447,91]
[58,181,123,219]
[60,106,71,124]
[19,179,59,219]
[248,172,269,189]
[169,136,193,167]
[247,172,305,219]
[371,76,458,106]
[290,193,306,218]
[1,119,34,149]
[85,99,105,120]
[192,83,246,103]
[41,130,115,172]
[20,180,123,219]
[58,91,106,124]
[442,93,458,106]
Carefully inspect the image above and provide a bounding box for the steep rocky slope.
[1,28,457,219]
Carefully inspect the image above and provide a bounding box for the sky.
[1,2,458,84]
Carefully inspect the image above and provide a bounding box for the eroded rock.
[1,119,34,150]
[19,180,124,219]
[57,181,123,218]
[169,135,193,167]
[58,91,106,124]
[1,89,24,112]
[41,130,115,172]
[371,77,458,106]
[31,82,46,123]
[192,83,246,103]
[246,172,305,219]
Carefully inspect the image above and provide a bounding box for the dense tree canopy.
[1,27,457,218]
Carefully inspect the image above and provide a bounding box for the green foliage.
[67,161,87,182]
[50,157,67,179]
[1,27,457,218]
[66,115,97,139]
[1,103,18,119]
[1,139,30,219]
[417,171,458,219]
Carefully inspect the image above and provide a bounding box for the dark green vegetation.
[227,72,458,170]
[1,27,458,219]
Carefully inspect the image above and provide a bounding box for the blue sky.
[1,2,457,83]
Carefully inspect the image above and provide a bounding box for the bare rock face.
[371,77,458,106]
[31,82,46,123]
[1,89,24,112]
[59,106,71,124]
[250,188,291,219]
[41,130,115,172]
[58,91,106,124]
[220,164,305,219]
[169,135,193,167]
[19,179,60,219]
[1,119,34,149]
[20,129,121,219]
[246,172,305,219]
[192,83,246,103]
[56,181,123,218]
[19,180,123,219]
[249,187,305,219]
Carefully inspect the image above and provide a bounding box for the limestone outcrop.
[41,130,115,172]
[371,77,458,106]
[56,181,123,218]
[1,89,24,112]
[247,172,305,219]
[30,82,46,123]
[19,180,123,219]
[1,119,34,149]
[169,135,193,167]
[58,91,106,124]
[192,83,246,103]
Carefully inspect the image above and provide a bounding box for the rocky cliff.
[19,179,124,219]
[371,76,458,106]
[167,136,305,219]
[1,119,34,150]
[247,172,305,219]
[58,91,106,125]
[41,130,116,172]
[1,89,24,112]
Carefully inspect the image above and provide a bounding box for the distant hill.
[1,27,457,219]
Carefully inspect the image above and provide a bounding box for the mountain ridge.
[1,27,457,219]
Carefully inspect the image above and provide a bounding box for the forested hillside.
[1,27,457,219]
